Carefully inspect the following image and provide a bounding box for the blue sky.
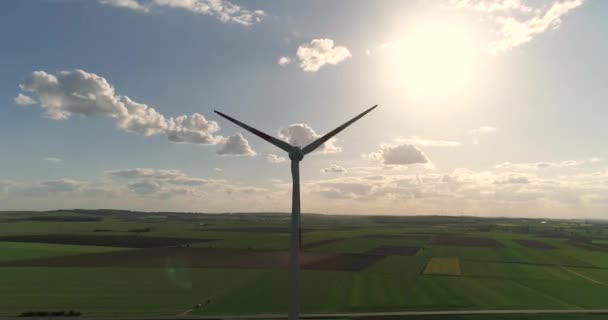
[1,0,607,218]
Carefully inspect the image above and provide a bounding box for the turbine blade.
[302,105,378,155]
[214,110,293,152]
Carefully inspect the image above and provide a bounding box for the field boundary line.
[560,265,604,285]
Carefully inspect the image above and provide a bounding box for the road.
[153,308,608,320]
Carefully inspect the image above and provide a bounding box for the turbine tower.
[214,105,377,320]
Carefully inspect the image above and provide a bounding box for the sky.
[1,0,607,218]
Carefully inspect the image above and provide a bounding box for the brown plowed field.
[301,238,344,249]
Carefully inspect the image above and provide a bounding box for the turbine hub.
[289,147,304,161]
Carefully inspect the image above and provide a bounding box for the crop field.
[423,257,462,275]
[2,210,608,319]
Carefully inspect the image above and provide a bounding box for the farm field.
[423,257,462,275]
[2,210,608,318]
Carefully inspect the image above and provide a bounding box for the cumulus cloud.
[43,157,63,164]
[277,56,291,66]
[216,132,256,156]
[16,69,254,155]
[14,93,36,105]
[267,153,287,164]
[446,0,584,55]
[279,124,340,153]
[296,38,352,72]
[99,0,265,26]
[366,143,429,166]
[321,164,347,173]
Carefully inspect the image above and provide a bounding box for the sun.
[380,18,486,104]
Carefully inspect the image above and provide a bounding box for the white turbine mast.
[214,105,377,320]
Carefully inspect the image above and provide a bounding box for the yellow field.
[423,257,462,276]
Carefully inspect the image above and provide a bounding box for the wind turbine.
[214,105,377,320]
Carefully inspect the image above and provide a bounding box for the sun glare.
[380,19,486,104]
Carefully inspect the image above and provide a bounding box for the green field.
[2,210,608,319]
[0,241,128,262]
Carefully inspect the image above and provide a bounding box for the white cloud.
[216,132,256,156]
[4,165,608,218]
[14,93,36,106]
[366,143,429,166]
[277,56,291,66]
[279,124,341,153]
[214,167,222,172]
[99,0,265,26]
[300,166,608,217]
[267,153,287,164]
[446,0,584,55]
[43,157,63,164]
[488,0,584,54]
[0,168,284,211]
[296,38,352,72]
[321,164,347,173]
[16,69,238,147]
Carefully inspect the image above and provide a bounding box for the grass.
[3,211,608,317]
[0,267,268,316]
[423,258,462,276]
[461,260,576,281]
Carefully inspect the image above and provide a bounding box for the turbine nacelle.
[289,147,304,162]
